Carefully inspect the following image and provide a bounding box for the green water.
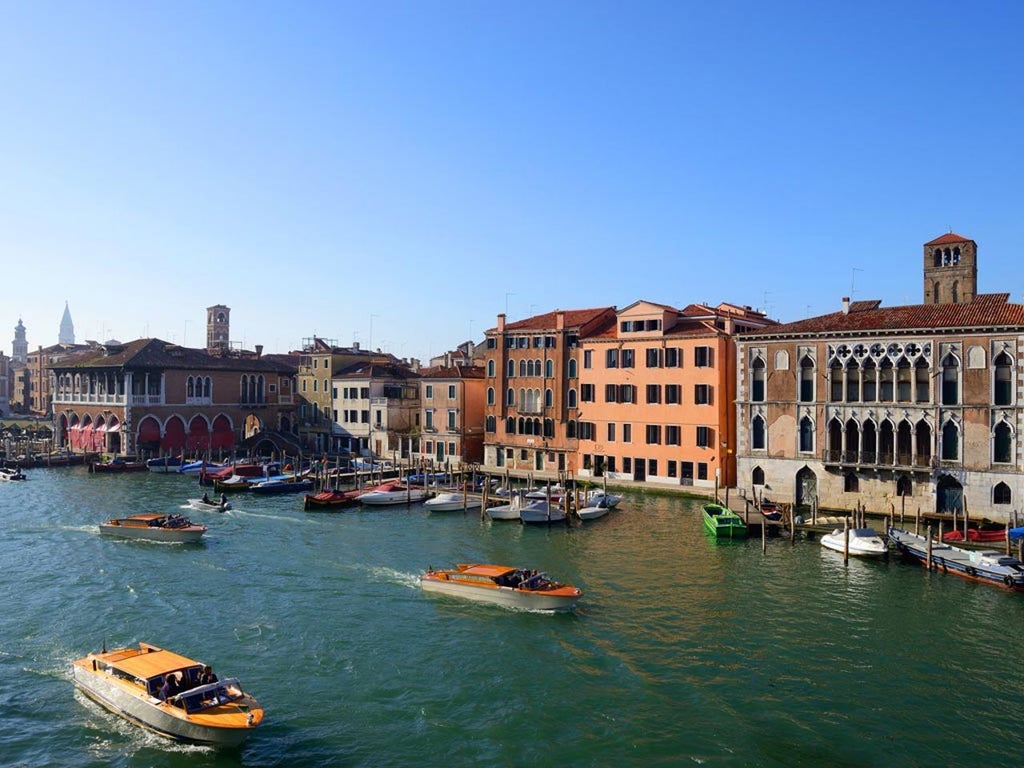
[2,467,1023,767]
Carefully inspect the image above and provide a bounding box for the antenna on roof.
[851,267,863,298]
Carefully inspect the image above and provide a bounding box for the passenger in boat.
[198,665,218,686]
[157,676,171,701]
[202,492,211,504]
[220,493,228,508]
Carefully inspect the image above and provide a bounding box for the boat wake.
[72,690,213,755]
[366,565,421,590]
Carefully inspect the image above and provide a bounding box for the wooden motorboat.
[356,482,428,505]
[185,497,232,512]
[820,527,888,557]
[71,641,263,746]
[424,492,482,512]
[421,563,582,612]
[702,503,747,538]
[888,527,1024,590]
[99,513,206,543]
[90,458,148,473]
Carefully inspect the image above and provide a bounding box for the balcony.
[822,449,932,472]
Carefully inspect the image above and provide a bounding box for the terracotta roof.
[420,365,484,380]
[925,232,974,246]
[742,295,1024,337]
[49,338,295,373]
[486,307,615,334]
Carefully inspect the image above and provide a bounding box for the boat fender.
[965,567,976,577]
[1004,575,1015,588]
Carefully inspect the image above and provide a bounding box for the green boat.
[702,503,748,538]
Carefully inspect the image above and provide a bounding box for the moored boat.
[146,456,184,472]
[820,527,888,557]
[888,527,1024,590]
[98,513,206,543]
[71,641,263,746]
[485,493,524,521]
[424,491,482,512]
[90,458,148,473]
[356,482,428,505]
[420,563,582,612]
[942,526,1008,543]
[519,499,567,524]
[249,476,313,495]
[303,487,362,511]
[702,503,747,538]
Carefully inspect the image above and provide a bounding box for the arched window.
[941,421,959,461]
[861,359,876,402]
[879,359,894,402]
[545,388,553,408]
[506,388,514,406]
[799,416,814,453]
[994,422,1012,463]
[799,356,815,402]
[830,360,843,402]
[507,360,515,378]
[505,417,515,434]
[896,358,912,402]
[545,359,554,378]
[487,360,495,377]
[896,475,912,497]
[567,388,577,408]
[751,466,765,486]
[951,280,959,303]
[568,359,578,378]
[203,377,211,398]
[519,360,527,377]
[485,415,496,433]
[941,353,958,405]
[915,358,929,403]
[751,415,766,450]
[933,250,942,268]
[487,387,495,406]
[187,377,195,398]
[845,360,860,402]
[566,420,577,439]
[751,357,765,402]
[543,418,554,438]
[994,482,1012,505]
[994,352,1013,405]
[844,473,859,493]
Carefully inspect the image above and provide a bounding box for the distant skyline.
[4,2,1023,359]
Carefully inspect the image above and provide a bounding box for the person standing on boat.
[220,492,228,509]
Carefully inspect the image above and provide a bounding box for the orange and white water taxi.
[420,563,582,612]
[71,642,263,746]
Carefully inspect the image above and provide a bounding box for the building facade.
[50,338,297,457]
[735,233,1024,522]
[577,301,773,489]
[415,365,486,468]
[332,360,420,460]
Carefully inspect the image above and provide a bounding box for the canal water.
[3,467,1024,767]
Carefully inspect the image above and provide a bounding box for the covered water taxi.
[420,563,582,612]
[71,642,263,746]
[98,513,206,543]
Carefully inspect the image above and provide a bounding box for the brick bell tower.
[206,305,230,353]
[923,233,977,305]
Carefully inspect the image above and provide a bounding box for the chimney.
[497,313,506,332]
[353,341,360,350]
[556,310,565,330]
[255,344,263,359]
[841,297,850,315]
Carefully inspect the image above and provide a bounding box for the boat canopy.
[105,647,201,680]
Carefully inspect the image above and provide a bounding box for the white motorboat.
[357,482,428,506]
[424,492,482,512]
[577,494,618,521]
[485,493,523,521]
[820,527,888,557]
[72,641,263,746]
[421,564,582,612]
[519,499,567,524]
[0,466,28,481]
[185,497,232,512]
[888,527,1024,589]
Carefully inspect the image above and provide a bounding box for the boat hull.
[185,499,231,512]
[702,504,747,538]
[820,528,887,557]
[424,493,482,512]
[357,488,428,505]
[99,519,206,543]
[519,501,566,524]
[576,505,610,521]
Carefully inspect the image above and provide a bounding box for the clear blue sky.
[2,1,1022,361]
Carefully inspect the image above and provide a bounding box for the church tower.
[206,305,230,352]
[59,301,75,344]
[923,233,977,305]
[12,318,27,364]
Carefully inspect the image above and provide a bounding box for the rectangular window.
[665,347,681,367]
[665,384,681,404]
[361,410,369,423]
[606,349,619,368]
[360,387,370,399]
[447,410,456,430]
[694,384,711,405]
[425,410,434,430]
[621,349,635,368]
[448,385,456,399]
[448,441,456,456]
[680,461,694,485]
[607,423,616,442]
[697,462,708,480]
[645,424,661,444]
[646,348,662,368]
[623,457,632,473]
[425,440,433,454]
[583,350,592,369]
[605,384,618,403]
[619,384,635,403]
[425,385,433,399]
[581,383,595,402]
[696,425,711,448]
[646,384,661,404]
[623,423,632,443]
[667,460,677,478]
[666,425,680,445]
[606,456,616,473]
[648,458,658,476]
[694,346,712,367]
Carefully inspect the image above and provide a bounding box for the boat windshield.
[172,677,245,713]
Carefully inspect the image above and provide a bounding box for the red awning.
[108,422,121,432]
